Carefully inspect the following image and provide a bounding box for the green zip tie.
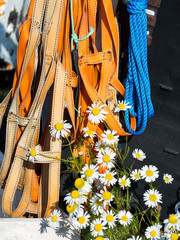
[70,0,94,50]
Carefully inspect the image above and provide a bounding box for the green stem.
[123,136,128,161]
[115,166,120,179]
[60,169,73,174]
[114,145,126,171]
[103,120,109,130]
[66,137,81,173]
[138,207,150,229]
[127,159,136,178]
[149,182,153,189]
[126,187,129,209]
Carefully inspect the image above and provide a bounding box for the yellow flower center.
[66,204,76,213]
[105,174,113,181]
[149,194,157,202]
[55,123,64,131]
[107,134,114,140]
[103,155,111,163]
[170,233,179,240]
[103,191,111,201]
[121,180,127,186]
[135,173,140,179]
[94,224,102,232]
[85,169,93,177]
[106,214,114,222]
[71,190,80,199]
[95,199,103,206]
[95,237,104,240]
[165,177,170,182]
[30,149,36,157]
[74,178,85,189]
[78,217,86,224]
[52,216,58,222]
[135,153,141,159]
[169,215,178,224]
[86,129,93,135]
[122,216,128,222]
[150,230,157,237]
[119,104,125,110]
[146,170,153,177]
[92,107,100,116]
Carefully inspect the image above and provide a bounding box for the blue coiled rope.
[124,0,154,135]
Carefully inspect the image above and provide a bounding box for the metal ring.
[123,0,130,4]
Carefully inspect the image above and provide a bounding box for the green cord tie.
[71,27,94,50]
[70,0,94,50]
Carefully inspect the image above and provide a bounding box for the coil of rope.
[124,0,154,135]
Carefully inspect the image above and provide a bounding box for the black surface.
[120,0,180,219]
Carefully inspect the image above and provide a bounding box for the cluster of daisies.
[47,146,175,240]
[27,101,177,240]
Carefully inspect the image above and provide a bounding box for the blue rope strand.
[125,0,154,135]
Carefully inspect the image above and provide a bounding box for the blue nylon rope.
[125,0,154,135]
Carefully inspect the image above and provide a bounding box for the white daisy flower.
[145,223,162,240]
[74,178,92,194]
[127,236,142,240]
[99,170,117,186]
[101,129,119,145]
[93,238,109,240]
[50,120,72,139]
[101,210,117,228]
[90,196,105,215]
[164,224,175,234]
[48,209,62,227]
[163,174,174,184]
[66,203,84,218]
[64,190,85,205]
[66,203,77,217]
[143,189,162,208]
[114,100,131,112]
[130,169,141,181]
[27,145,40,163]
[117,210,133,226]
[164,214,180,229]
[71,210,90,230]
[86,102,108,124]
[81,164,99,183]
[97,187,114,208]
[79,151,83,156]
[96,147,116,169]
[82,127,96,139]
[132,149,146,161]
[90,218,107,237]
[118,175,131,189]
[164,232,179,240]
[95,140,107,152]
[140,165,159,182]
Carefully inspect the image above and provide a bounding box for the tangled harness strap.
[125,0,154,135]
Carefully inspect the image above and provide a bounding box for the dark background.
[118,0,180,219]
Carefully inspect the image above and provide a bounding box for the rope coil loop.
[125,0,154,135]
[127,0,148,14]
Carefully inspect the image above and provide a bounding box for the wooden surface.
[0,218,80,240]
